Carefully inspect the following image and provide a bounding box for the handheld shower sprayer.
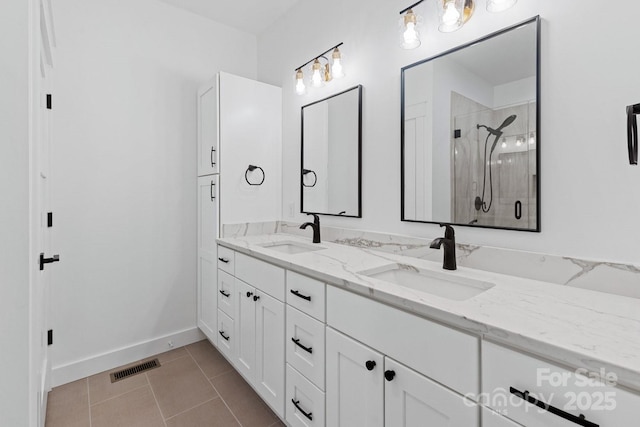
[475,115,517,214]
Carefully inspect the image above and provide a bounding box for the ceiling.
[158,0,301,35]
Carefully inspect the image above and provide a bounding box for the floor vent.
[109,358,160,383]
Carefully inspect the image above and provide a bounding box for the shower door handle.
[514,200,522,220]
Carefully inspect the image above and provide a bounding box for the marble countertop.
[218,233,640,391]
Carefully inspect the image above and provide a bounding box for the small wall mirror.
[301,85,362,217]
[402,17,540,231]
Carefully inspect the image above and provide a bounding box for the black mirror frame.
[400,16,541,232]
[301,85,363,218]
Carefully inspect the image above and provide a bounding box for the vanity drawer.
[326,286,479,395]
[235,252,285,301]
[286,306,325,389]
[482,407,520,427]
[217,270,235,318]
[482,341,640,427]
[217,245,235,275]
[286,364,325,427]
[217,309,234,360]
[286,271,326,322]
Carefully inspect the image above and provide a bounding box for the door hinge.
[46,94,52,110]
[47,212,53,228]
[47,330,53,346]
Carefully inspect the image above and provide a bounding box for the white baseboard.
[51,327,206,387]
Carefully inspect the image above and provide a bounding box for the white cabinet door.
[385,358,479,426]
[255,291,285,417]
[197,77,218,177]
[218,72,282,224]
[326,328,384,427]
[197,176,218,341]
[234,279,256,379]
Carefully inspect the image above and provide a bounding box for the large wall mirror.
[402,17,540,231]
[301,85,362,217]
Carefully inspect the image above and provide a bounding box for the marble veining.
[276,221,640,299]
[218,232,640,392]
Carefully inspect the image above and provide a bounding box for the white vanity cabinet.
[197,78,218,177]
[196,176,218,342]
[326,286,480,426]
[482,340,640,427]
[228,250,286,418]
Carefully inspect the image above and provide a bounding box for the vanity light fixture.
[294,42,345,95]
[399,0,516,49]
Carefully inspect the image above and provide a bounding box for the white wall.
[0,1,32,423]
[52,0,257,384]
[258,0,640,265]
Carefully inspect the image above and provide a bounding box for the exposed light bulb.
[439,0,463,32]
[516,137,523,146]
[311,59,323,88]
[486,0,517,13]
[401,9,420,49]
[295,69,306,95]
[529,132,535,145]
[331,48,344,78]
[443,2,461,25]
[501,139,507,148]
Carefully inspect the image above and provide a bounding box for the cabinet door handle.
[219,290,230,298]
[218,257,229,263]
[290,289,311,301]
[384,370,396,381]
[291,338,313,354]
[246,291,253,298]
[211,147,216,167]
[509,387,599,427]
[253,295,260,302]
[365,360,376,371]
[218,331,230,341]
[291,399,313,421]
[210,181,216,201]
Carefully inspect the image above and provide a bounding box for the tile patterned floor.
[45,340,285,427]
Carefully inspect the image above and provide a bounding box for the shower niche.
[401,17,540,231]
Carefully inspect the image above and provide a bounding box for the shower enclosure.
[452,92,537,228]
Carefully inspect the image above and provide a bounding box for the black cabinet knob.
[253,295,260,302]
[365,360,376,371]
[384,370,396,381]
[246,291,253,298]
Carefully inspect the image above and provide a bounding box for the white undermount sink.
[359,264,494,301]
[258,240,325,255]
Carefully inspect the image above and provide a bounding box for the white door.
[197,77,218,177]
[254,291,285,417]
[326,328,384,427]
[234,279,256,379]
[197,176,218,341]
[385,358,479,426]
[33,3,56,423]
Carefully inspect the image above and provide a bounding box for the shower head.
[476,114,517,138]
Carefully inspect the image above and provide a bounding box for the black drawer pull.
[246,291,253,298]
[253,295,260,302]
[291,338,313,354]
[384,370,396,381]
[290,289,311,301]
[211,147,217,167]
[509,387,599,427]
[365,360,376,371]
[291,399,313,421]
[219,290,230,298]
[218,331,230,341]
[218,257,229,263]
[210,181,216,201]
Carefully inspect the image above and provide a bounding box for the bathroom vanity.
[206,233,640,426]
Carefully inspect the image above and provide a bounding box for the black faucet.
[300,213,321,243]
[429,224,457,270]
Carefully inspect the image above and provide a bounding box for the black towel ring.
[245,165,265,186]
[302,169,317,187]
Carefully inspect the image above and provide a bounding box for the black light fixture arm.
[295,42,344,72]
[400,0,425,15]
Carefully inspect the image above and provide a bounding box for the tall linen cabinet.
[197,72,282,344]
